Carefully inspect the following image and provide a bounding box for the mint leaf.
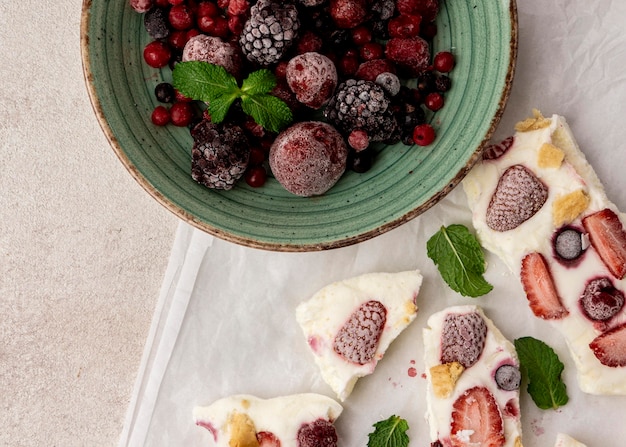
[241,69,276,96]
[241,94,293,133]
[514,336,569,410]
[426,224,493,297]
[172,61,239,104]
[207,94,239,124]
[367,415,409,447]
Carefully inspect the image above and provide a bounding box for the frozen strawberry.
[286,52,338,109]
[333,300,387,365]
[450,386,505,447]
[589,323,626,367]
[329,0,368,29]
[582,208,626,279]
[486,165,548,232]
[521,252,569,320]
[396,0,439,21]
[440,311,487,368]
[257,431,281,447]
[385,36,431,76]
[580,277,625,322]
[482,136,514,161]
[297,419,338,447]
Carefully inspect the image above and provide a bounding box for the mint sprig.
[172,61,292,133]
[426,224,493,297]
[514,336,569,410]
[367,415,409,447]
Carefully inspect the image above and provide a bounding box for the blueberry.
[554,228,584,260]
[349,148,374,173]
[144,7,170,40]
[494,364,521,391]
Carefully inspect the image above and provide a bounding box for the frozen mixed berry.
[169,4,195,30]
[351,26,372,45]
[143,40,172,68]
[191,119,250,190]
[245,165,268,187]
[198,15,229,37]
[396,0,439,21]
[329,0,368,29]
[425,92,444,111]
[286,52,338,109]
[494,364,521,391]
[182,35,243,77]
[371,0,396,20]
[296,30,324,54]
[388,14,422,39]
[297,419,338,447]
[385,36,431,76]
[580,277,625,322]
[269,121,348,197]
[375,72,401,96]
[355,59,397,82]
[333,300,387,364]
[239,0,300,66]
[324,79,399,143]
[155,82,176,103]
[170,101,196,127]
[440,311,487,368]
[359,42,384,61]
[348,147,374,173]
[433,50,455,72]
[144,7,171,39]
[554,227,585,261]
[151,105,170,126]
[435,74,452,92]
[412,123,435,146]
[348,129,369,151]
[131,0,154,13]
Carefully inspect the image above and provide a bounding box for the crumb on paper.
[515,109,552,132]
[538,142,565,168]
[430,362,465,398]
[552,190,590,227]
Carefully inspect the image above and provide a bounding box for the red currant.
[424,92,444,111]
[245,166,267,188]
[351,26,372,45]
[227,0,249,16]
[412,123,436,146]
[168,0,185,5]
[169,4,195,30]
[359,42,383,61]
[168,30,189,50]
[433,51,455,72]
[151,106,170,126]
[388,14,422,39]
[249,147,266,165]
[198,15,229,37]
[228,14,245,36]
[338,54,359,76]
[197,1,220,18]
[170,102,195,127]
[143,41,172,68]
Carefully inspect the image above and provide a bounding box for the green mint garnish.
[426,224,494,297]
[367,415,409,447]
[514,336,569,410]
[172,61,292,133]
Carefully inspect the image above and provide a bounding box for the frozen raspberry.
[396,0,439,21]
[388,14,422,38]
[297,419,338,447]
[227,0,249,16]
[355,59,396,81]
[440,311,488,368]
[486,165,548,232]
[191,120,250,190]
[296,30,324,54]
[333,300,387,364]
[385,36,431,76]
[329,0,368,29]
[286,52,338,109]
[269,121,348,197]
[182,35,243,77]
[130,0,154,13]
[580,277,625,322]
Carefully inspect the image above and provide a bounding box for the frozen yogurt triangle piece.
[193,394,342,447]
[296,270,422,401]
[463,110,626,394]
[423,305,523,447]
[554,433,587,447]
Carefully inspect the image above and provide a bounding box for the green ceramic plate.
[81,0,517,251]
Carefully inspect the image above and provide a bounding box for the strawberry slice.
[333,300,387,365]
[583,208,626,279]
[520,252,569,319]
[589,323,626,367]
[257,432,281,447]
[450,386,505,447]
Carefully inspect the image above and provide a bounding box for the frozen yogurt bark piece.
[554,433,587,447]
[423,305,522,447]
[193,394,342,447]
[296,270,422,401]
[463,110,626,394]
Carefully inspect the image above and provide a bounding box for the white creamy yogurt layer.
[463,113,626,394]
[193,394,342,447]
[295,270,422,401]
[423,305,522,447]
[554,433,587,447]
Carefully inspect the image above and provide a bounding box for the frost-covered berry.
[286,52,338,109]
[182,35,243,77]
[375,72,401,96]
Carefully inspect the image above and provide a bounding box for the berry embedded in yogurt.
[296,270,422,401]
[269,121,348,197]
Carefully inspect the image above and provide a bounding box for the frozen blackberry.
[324,79,399,142]
[372,0,396,20]
[191,120,250,190]
[239,0,300,66]
[144,7,170,39]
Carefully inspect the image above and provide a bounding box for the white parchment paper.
[120,1,626,446]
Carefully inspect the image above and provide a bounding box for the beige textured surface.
[0,2,178,446]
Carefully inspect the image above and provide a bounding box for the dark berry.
[338,54,360,76]
[143,40,172,68]
[197,1,220,18]
[168,0,185,5]
[425,92,444,111]
[245,166,268,187]
[494,364,521,391]
[435,74,452,92]
[580,277,625,322]
[351,25,372,45]
[434,51,455,73]
[169,4,195,30]
[416,70,436,94]
[144,7,170,39]
[388,14,422,38]
[420,21,438,39]
[359,42,384,61]
[297,419,338,447]
[554,228,584,260]
[155,82,176,103]
[348,147,374,173]
[412,123,436,146]
[375,72,401,96]
[151,105,170,126]
[249,147,267,166]
[170,101,195,126]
